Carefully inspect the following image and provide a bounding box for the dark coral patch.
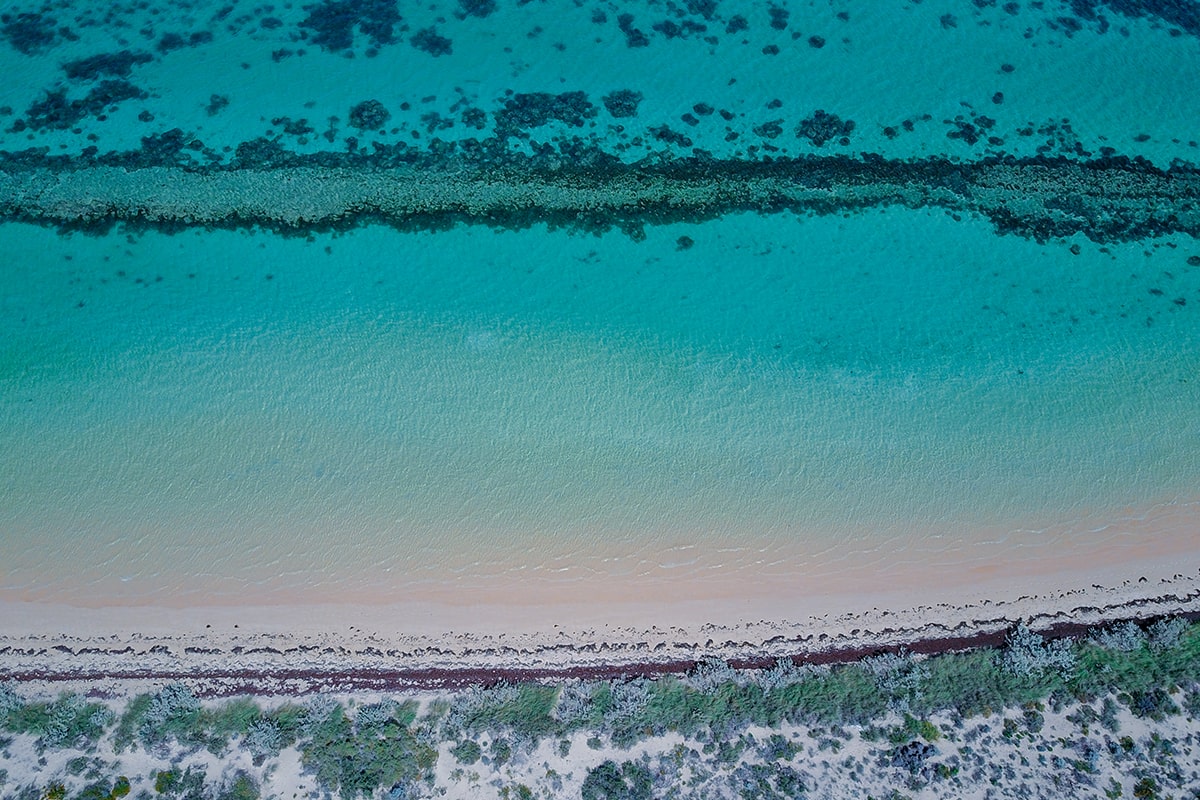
[797,110,855,147]
[726,15,749,34]
[768,4,789,30]
[1,12,64,55]
[617,13,650,47]
[63,51,153,81]
[456,0,497,19]
[348,100,391,131]
[300,0,400,52]
[157,31,214,54]
[411,27,452,57]
[495,92,596,131]
[602,90,643,119]
[22,81,148,131]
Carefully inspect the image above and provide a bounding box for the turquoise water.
[1,0,1198,604]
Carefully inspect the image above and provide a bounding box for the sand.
[1,498,1198,800]
[2,496,1198,697]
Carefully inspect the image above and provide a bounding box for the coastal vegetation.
[1,617,1199,798]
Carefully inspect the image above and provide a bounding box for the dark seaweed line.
[7,607,1199,698]
[1,154,1198,243]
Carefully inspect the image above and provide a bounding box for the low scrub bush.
[72,775,130,800]
[1094,621,1146,652]
[686,658,742,692]
[41,695,111,750]
[153,766,207,800]
[1002,623,1076,679]
[112,694,152,753]
[451,739,481,764]
[552,682,596,729]
[1148,617,1191,651]
[263,703,307,747]
[862,650,929,713]
[754,659,824,692]
[490,737,512,767]
[243,718,282,759]
[729,761,806,800]
[299,700,436,799]
[1121,687,1180,721]
[771,663,888,725]
[2,693,110,750]
[205,698,260,741]
[0,682,23,721]
[216,771,259,800]
[580,760,653,800]
[139,684,203,748]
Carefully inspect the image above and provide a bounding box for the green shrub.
[490,685,557,739]
[887,714,940,743]
[138,685,204,748]
[113,695,152,753]
[0,683,24,724]
[154,770,178,794]
[299,701,437,799]
[264,703,306,747]
[204,698,260,743]
[771,664,887,725]
[216,772,259,800]
[452,740,481,764]
[580,760,652,800]
[299,704,354,792]
[1133,776,1159,799]
[4,700,51,735]
[154,767,206,799]
[69,775,128,800]
[73,780,114,800]
[1184,688,1200,718]
[761,733,800,761]
[175,767,208,800]
[490,737,511,767]
[1100,696,1121,732]
[1121,688,1179,721]
[729,761,806,800]
[3,694,110,750]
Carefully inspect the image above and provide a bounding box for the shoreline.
[5,499,1199,696]
[4,572,1198,697]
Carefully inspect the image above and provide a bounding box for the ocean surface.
[1,0,1198,606]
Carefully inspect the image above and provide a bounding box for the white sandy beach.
[2,496,1198,694]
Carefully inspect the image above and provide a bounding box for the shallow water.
[0,0,1198,605]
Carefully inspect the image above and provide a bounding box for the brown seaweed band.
[6,608,1200,697]
[0,154,1197,242]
